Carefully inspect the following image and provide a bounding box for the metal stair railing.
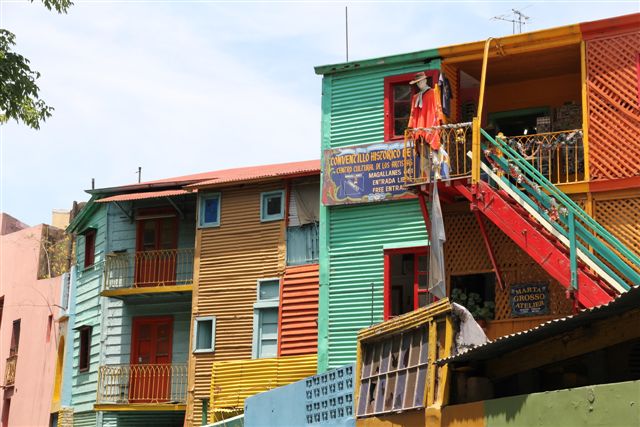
[479,128,640,293]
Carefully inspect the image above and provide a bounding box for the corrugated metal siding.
[326,200,427,369]
[209,355,317,417]
[192,182,286,422]
[102,411,185,427]
[72,411,96,427]
[72,204,107,413]
[329,61,440,149]
[279,264,319,356]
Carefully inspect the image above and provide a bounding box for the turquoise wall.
[71,203,108,413]
[318,55,439,372]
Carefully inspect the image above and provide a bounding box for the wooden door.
[134,214,178,287]
[130,317,173,403]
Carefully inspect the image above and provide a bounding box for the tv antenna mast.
[492,8,531,34]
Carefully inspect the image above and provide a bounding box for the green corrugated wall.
[102,411,185,427]
[73,411,96,427]
[318,53,439,372]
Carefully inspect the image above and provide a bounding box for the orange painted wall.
[278,264,319,356]
[356,410,425,427]
[441,402,485,427]
[187,181,286,426]
[482,73,581,126]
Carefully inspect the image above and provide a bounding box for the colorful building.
[0,215,67,426]
[185,160,321,425]
[315,12,640,378]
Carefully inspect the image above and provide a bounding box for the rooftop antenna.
[345,6,349,62]
[137,167,142,183]
[91,178,95,190]
[492,7,531,34]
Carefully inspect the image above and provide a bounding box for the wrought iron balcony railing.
[4,355,17,386]
[103,248,194,290]
[403,124,586,187]
[96,363,188,404]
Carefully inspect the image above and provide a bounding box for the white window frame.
[192,316,216,353]
[198,193,221,228]
[252,278,281,358]
[260,190,285,222]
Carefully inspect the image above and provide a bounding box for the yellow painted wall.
[187,181,287,426]
[441,402,485,427]
[483,73,581,125]
[356,411,425,427]
[209,354,317,423]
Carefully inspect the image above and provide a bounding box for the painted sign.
[510,283,549,316]
[322,142,416,205]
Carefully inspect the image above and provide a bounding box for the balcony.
[102,248,194,297]
[403,124,586,188]
[4,355,17,387]
[96,363,187,410]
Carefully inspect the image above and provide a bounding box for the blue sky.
[1,1,638,226]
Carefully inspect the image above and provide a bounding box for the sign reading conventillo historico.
[322,142,416,205]
[510,283,549,317]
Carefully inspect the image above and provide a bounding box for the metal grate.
[4,355,17,386]
[586,31,640,180]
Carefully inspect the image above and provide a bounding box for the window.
[252,279,280,358]
[450,273,496,321]
[193,317,216,353]
[78,326,92,372]
[384,247,435,320]
[83,229,96,269]
[384,70,439,141]
[199,193,221,227]
[286,223,319,266]
[9,320,20,357]
[357,325,429,417]
[260,191,285,222]
[46,315,53,343]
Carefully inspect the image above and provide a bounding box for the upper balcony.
[403,123,586,190]
[102,248,194,297]
[95,363,187,411]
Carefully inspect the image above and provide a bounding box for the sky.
[1,1,638,226]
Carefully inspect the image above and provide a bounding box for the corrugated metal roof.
[185,160,320,189]
[89,160,320,195]
[95,189,190,203]
[437,286,640,365]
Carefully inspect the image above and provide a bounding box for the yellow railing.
[403,125,586,187]
[497,129,585,184]
[96,363,188,404]
[4,355,17,386]
[403,122,473,185]
[103,248,194,290]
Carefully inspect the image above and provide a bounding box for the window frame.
[192,316,216,354]
[9,319,21,357]
[260,190,285,222]
[383,70,440,142]
[383,246,432,321]
[82,228,97,269]
[252,278,281,359]
[78,325,92,373]
[198,193,221,228]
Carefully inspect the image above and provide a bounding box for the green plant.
[451,287,495,321]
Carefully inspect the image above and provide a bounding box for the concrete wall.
[0,223,62,426]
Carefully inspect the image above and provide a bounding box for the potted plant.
[450,288,495,327]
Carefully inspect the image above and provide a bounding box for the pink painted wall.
[0,223,62,426]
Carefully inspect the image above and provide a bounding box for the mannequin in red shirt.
[408,72,442,150]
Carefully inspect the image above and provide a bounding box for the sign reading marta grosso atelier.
[510,282,550,317]
[322,142,416,206]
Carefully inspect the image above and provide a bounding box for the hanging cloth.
[408,85,443,150]
[438,73,452,119]
[428,180,447,299]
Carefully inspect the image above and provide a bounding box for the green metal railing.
[480,128,640,293]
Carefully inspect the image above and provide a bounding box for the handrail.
[472,37,494,184]
[480,128,640,290]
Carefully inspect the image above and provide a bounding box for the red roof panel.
[96,189,190,203]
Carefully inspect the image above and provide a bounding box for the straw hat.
[409,72,428,85]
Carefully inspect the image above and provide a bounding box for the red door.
[134,214,178,287]
[130,317,173,403]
